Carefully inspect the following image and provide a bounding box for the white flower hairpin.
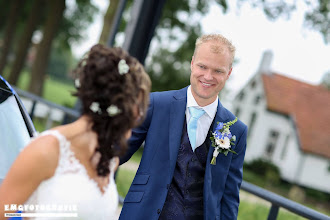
[107,105,122,117]
[90,102,101,114]
[118,59,129,75]
[89,102,122,117]
[75,78,80,88]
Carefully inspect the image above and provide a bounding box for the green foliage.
[304,0,330,43]
[305,187,330,203]
[114,0,330,92]
[236,0,330,43]
[244,158,281,184]
[46,42,75,83]
[244,158,280,176]
[321,71,330,90]
[56,0,99,49]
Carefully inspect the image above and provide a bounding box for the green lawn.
[116,168,136,197]
[238,201,307,220]
[13,71,77,108]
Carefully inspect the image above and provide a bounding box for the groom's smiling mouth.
[200,81,214,88]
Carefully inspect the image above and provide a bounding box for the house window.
[247,112,257,138]
[265,130,280,158]
[234,107,240,118]
[280,135,290,160]
[254,95,261,105]
[238,91,245,101]
[251,80,256,89]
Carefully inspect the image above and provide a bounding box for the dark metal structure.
[108,0,167,64]
[107,0,128,47]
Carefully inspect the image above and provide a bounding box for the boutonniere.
[210,117,238,165]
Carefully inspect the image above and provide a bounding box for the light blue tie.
[188,107,205,152]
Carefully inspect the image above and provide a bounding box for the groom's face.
[190,41,233,106]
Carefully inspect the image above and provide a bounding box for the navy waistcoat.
[159,120,211,220]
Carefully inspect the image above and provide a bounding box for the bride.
[0,44,151,220]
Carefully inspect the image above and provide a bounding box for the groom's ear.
[191,56,195,71]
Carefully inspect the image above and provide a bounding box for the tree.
[56,0,98,51]
[46,42,74,83]
[7,0,45,85]
[141,0,330,92]
[98,0,120,45]
[144,0,215,91]
[28,0,66,95]
[0,1,10,32]
[27,0,98,95]
[321,71,330,90]
[236,0,330,43]
[0,0,21,75]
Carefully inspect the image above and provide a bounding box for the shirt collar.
[187,86,218,119]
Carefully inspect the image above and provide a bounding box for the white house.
[231,51,330,194]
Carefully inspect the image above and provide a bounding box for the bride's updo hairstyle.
[73,44,151,176]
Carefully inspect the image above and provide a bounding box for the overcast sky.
[72,1,330,96]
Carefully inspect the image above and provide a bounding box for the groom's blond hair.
[194,34,236,67]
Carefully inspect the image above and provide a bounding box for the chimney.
[258,50,273,74]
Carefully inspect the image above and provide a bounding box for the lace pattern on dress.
[40,130,116,194]
[41,130,84,176]
[24,130,119,220]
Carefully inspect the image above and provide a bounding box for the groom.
[119,34,247,220]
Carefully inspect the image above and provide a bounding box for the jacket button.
[157,209,161,214]
[187,173,191,177]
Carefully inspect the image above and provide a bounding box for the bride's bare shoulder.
[21,132,61,177]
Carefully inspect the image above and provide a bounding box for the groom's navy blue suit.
[119,87,247,220]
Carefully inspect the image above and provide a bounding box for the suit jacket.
[119,87,248,220]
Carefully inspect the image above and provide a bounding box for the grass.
[115,148,143,197]
[130,148,144,164]
[13,71,77,108]
[116,168,136,197]
[243,169,330,216]
[238,200,307,220]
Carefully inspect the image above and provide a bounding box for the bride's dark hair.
[72,44,151,176]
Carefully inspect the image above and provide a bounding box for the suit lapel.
[169,88,187,175]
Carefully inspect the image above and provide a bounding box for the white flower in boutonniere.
[118,59,129,75]
[210,117,238,165]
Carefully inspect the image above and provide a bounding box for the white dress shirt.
[186,86,218,149]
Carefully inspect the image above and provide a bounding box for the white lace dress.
[25,130,119,220]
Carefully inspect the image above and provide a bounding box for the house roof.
[262,73,330,159]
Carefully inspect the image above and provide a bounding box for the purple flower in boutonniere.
[210,117,238,165]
